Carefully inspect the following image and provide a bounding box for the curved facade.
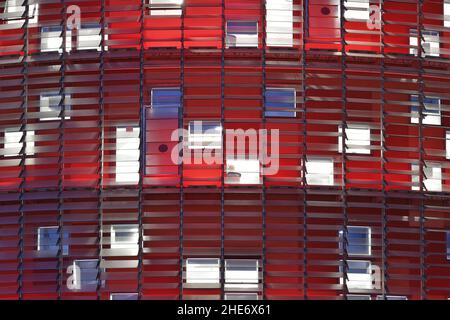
[0,0,449,300]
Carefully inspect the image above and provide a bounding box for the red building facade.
[0,0,449,300]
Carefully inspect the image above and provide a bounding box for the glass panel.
[225,159,261,185]
[265,88,296,118]
[116,127,140,184]
[110,293,138,300]
[186,258,220,284]
[305,157,334,186]
[149,0,183,16]
[40,92,71,121]
[150,88,181,119]
[338,125,371,154]
[188,121,222,149]
[225,259,259,290]
[344,0,370,20]
[226,21,258,48]
[38,226,69,256]
[266,0,293,47]
[339,226,371,256]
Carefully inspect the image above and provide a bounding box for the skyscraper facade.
[0,0,449,300]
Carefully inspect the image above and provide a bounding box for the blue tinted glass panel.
[149,88,181,118]
[227,21,257,35]
[265,89,296,118]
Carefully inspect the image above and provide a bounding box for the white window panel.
[41,26,72,53]
[225,293,259,300]
[37,226,69,256]
[149,0,182,16]
[225,158,261,185]
[225,259,259,290]
[78,24,107,51]
[344,0,370,21]
[305,157,334,186]
[410,30,440,57]
[4,0,38,24]
[339,226,371,256]
[266,0,293,47]
[72,259,103,292]
[4,129,34,157]
[40,92,71,121]
[346,295,371,300]
[338,125,371,154]
[110,224,139,253]
[411,164,442,192]
[185,258,220,284]
[116,127,140,184]
[376,295,408,300]
[446,132,450,159]
[188,121,222,149]
[411,96,441,126]
[340,260,373,290]
[445,2,450,28]
[226,21,258,48]
[110,293,138,300]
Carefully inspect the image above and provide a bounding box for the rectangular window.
[40,92,71,121]
[410,29,440,57]
[78,23,106,51]
[185,258,220,285]
[226,21,258,48]
[110,224,139,252]
[346,295,371,300]
[116,127,140,184]
[37,226,69,256]
[338,125,371,154]
[340,260,373,290]
[225,293,259,300]
[265,88,296,118]
[411,96,441,126]
[110,293,138,300]
[446,132,450,159]
[41,26,72,53]
[4,0,38,24]
[305,157,334,186]
[376,295,408,300]
[445,1,450,28]
[150,88,181,119]
[266,0,293,47]
[188,121,222,149]
[149,0,182,16]
[412,163,442,192]
[225,259,259,290]
[72,259,102,292]
[225,158,261,185]
[339,226,371,256]
[4,129,34,157]
[344,0,370,21]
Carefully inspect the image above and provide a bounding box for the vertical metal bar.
[417,0,427,301]
[138,0,145,300]
[261,0,267,301]
[301,0,308,300]
[339,0,349,300]
[96,0,106,300]
[220,0,226,300]
[379,0,388,300]
[179,0,186,300]
[18,0,31,301]
[57,0,68,300]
